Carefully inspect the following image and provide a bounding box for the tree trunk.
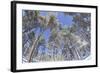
[28,34,41,62]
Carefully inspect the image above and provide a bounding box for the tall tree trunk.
[28,34,41,62]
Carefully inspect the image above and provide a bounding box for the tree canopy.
[22,10,91,62]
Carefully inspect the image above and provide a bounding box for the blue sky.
[40,11,73,26]
[57,12,73,27]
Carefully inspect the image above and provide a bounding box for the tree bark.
[28,34,41,62]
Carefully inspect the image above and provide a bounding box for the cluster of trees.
[22,10,91,63]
